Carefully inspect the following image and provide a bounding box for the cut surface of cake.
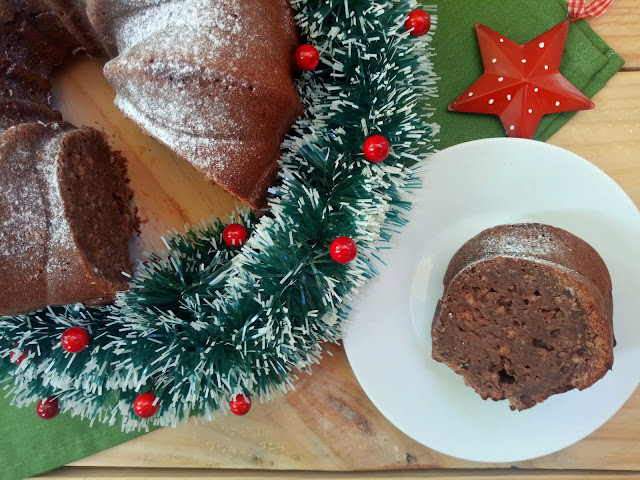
[431,223,614,410]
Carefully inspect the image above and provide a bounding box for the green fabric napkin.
[0,402,144,479]
[0,1,624,479]
[429,0,625,149]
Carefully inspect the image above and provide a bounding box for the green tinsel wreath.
[0,0,438,431]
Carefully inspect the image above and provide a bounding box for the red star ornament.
[449,21,594,139]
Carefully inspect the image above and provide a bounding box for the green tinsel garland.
[0,0,438,431]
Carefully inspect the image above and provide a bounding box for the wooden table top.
[37,3,639,479]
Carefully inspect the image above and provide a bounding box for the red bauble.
[133,392,159,418]
[330,237,357,264]
[60,327,89,353]
[223,223,248,247]
[295,44,320,71]
[229,394,252,416]
[10,346,28,365]
[36,397,60,420]
[405,9,431,36]
[363,135,390,163]
[448,21,594,139]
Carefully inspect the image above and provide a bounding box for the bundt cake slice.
[87,0,303,209]
[0,122,137,315]
[431,224,614,410]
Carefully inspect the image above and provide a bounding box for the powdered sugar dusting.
[112,94,242,174]
[452,224,566,278]
[447,224,583,289]
[100,0,300,200]
[0,124,75,281]
[477,224,561,259]
[108,0,242,55]
[0,146,46,262]
[102,2,249,176]
[39,125,75,276]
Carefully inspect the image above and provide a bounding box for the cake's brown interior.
[59,128,136,285]
[433,257,613,410]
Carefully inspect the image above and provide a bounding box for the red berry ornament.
[10,346,28,365]
[36,397,60,420]
[295,44,320,71]
[223,223,248,247]
[61,327,89,353]
[405,9,431,36]
[229,394,252,416]
[133,392,159,418]
[363,135,391,163]
[330,237,357,264]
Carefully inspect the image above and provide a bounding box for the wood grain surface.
[38,2,640,478]
[588,0,640,69]
[31,468,640,479]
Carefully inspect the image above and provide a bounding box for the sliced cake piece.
[431,223,614,410]
[0,122,137,315]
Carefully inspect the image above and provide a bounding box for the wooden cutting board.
[46,34,640,474]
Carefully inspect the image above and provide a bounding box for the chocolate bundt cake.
[0,0,302,313]
[0,1,137,315]
[89,0,303,209]
[2,0,301,209]
[431,223,614,410]
[0,122,136,315]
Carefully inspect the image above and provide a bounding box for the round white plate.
[343,138,640,463]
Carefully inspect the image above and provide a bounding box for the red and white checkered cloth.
[567,0,615,20]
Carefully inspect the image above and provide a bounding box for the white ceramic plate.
[343,138,640,463]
